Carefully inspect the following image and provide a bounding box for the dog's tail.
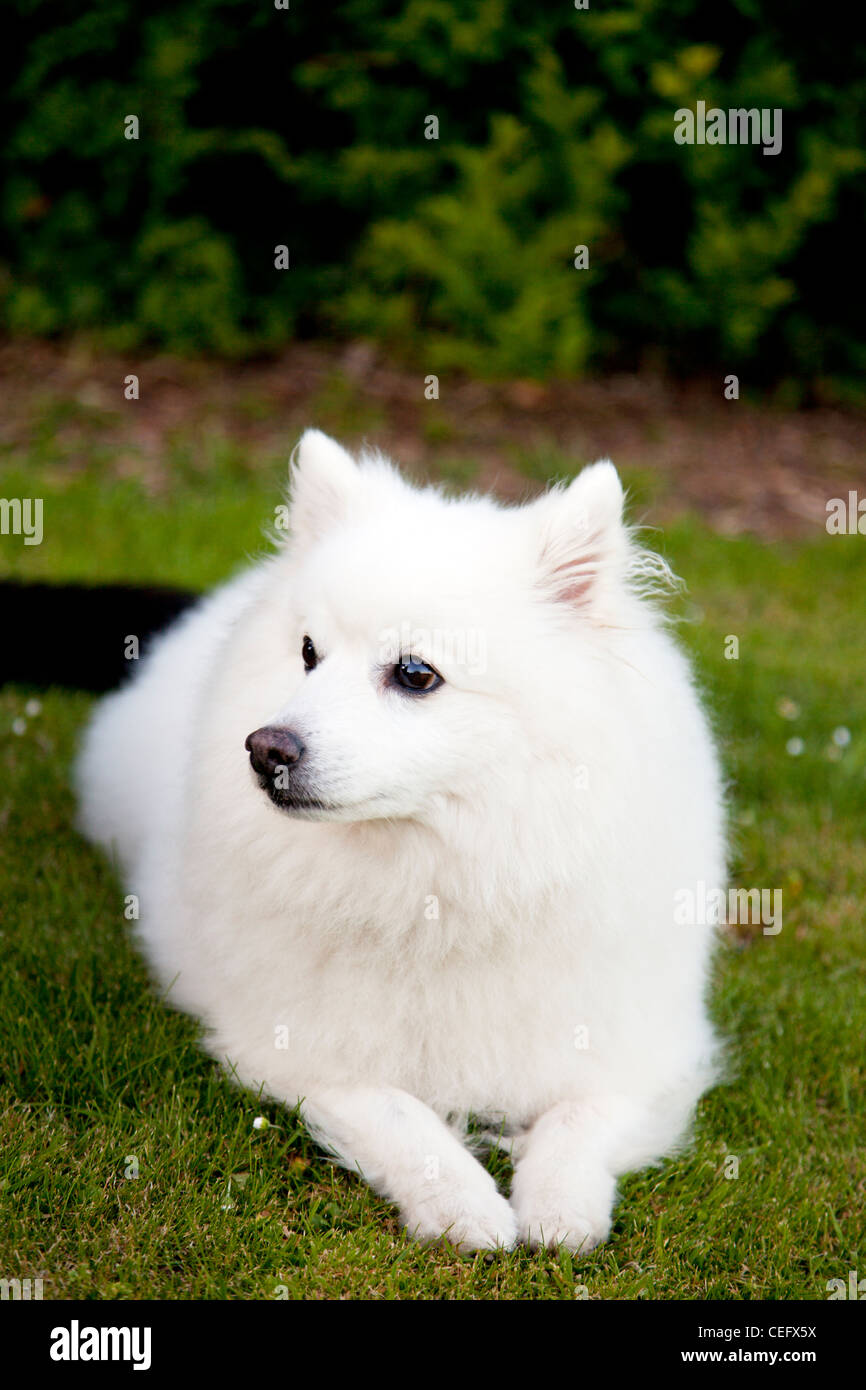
[0,579,198,692]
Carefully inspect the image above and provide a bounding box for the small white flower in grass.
[24,699,42,717]
[11,717,26,735]
[832,726,851,748]
[776,697,800,721]
[786,737,805,757]
[252,1114,282,1134]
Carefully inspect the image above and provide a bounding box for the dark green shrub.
[2,0,863,387]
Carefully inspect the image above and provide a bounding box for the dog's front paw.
[510,1171,614,1254]
[514,1204,608,1254]
[402,1174,518,1253]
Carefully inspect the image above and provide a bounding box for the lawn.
[1,445,863,1300]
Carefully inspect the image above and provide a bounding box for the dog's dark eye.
[302,636,318,671]
[394,657,443,694]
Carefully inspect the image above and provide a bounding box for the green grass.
[1,450,864,1300]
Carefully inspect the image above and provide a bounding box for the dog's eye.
[302,636,318,671]
[394,657,443,694]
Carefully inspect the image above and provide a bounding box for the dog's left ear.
[534,460,628,611]
[287,429,365,546]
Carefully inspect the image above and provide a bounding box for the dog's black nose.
[245,726,305,780]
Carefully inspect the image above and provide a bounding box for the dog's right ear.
[287,430,364,546]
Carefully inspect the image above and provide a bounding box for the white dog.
[76,429,725,1253]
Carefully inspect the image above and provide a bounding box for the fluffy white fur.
[76,429,726,1253]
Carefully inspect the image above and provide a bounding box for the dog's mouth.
[251,767,357,819]
[256,775,334,815]
[252,771,390,822]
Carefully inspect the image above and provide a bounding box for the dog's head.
[243,429,661,823]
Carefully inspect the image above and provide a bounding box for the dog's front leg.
[509,1095,642,1254]
[300,1085,517,1252]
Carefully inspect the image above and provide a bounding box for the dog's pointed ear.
[534,460,628,612]
[287,430,363,544]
